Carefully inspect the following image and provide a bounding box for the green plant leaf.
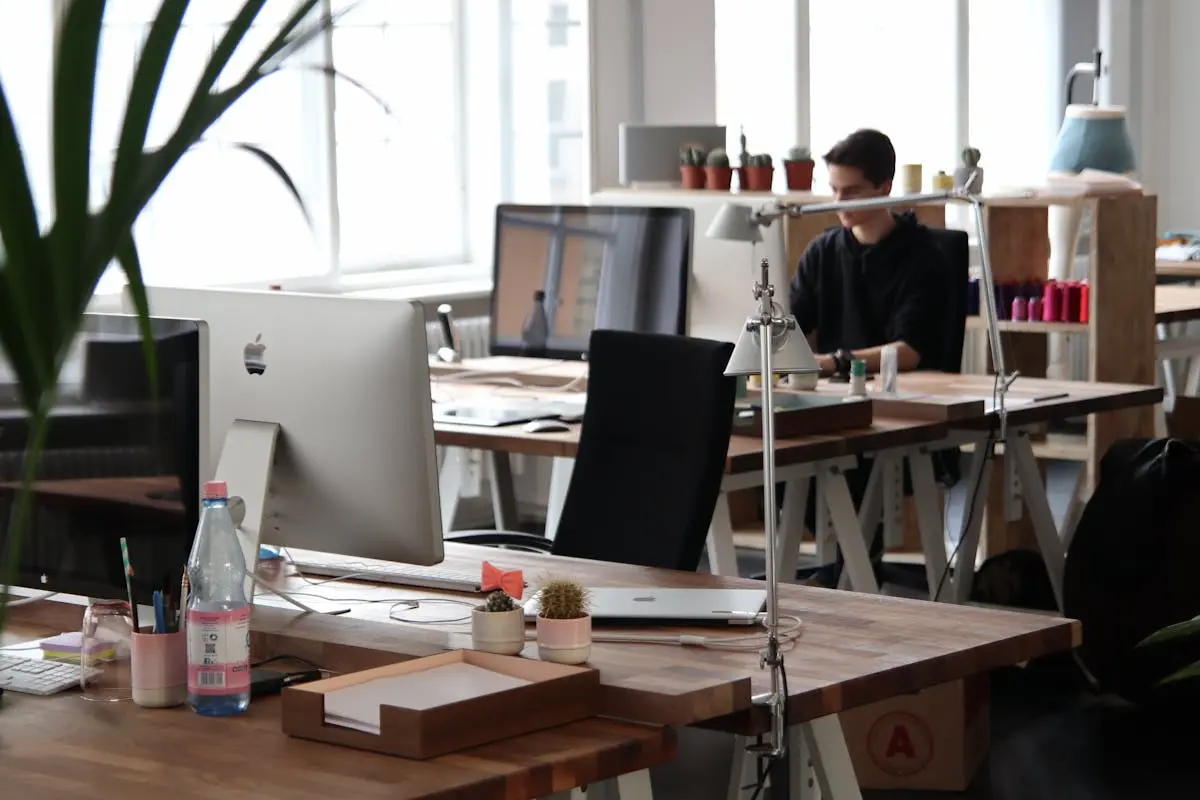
[295,64,395,118]
[228,142,312,227]
[115,234,157,395]
[51,0,107,325]
[0,400,54,636]
[1160,659,1200,685]
[1139,615,1200,648]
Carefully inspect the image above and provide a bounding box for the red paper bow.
[481,561,523,600]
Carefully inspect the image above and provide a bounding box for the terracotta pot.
[743,166,775,192]
[536,615,591,665]
[705,166,733,191]
[736,166,747,190]
[784,159,815,191]
[680,165,706,189]
[471,608,526,656]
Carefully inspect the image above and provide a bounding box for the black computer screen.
[489,204,692,361]
[0,315,201,605]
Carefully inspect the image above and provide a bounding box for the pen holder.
[131,629,187,708]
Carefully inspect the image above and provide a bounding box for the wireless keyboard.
[0,652,101,696]
[289,554,484,593]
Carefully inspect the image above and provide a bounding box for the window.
[809,0,959,192]
[0,0,589,295]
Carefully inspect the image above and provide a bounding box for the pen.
[152,590,166,634]
[179,571,190,633]
[119,537,140,632]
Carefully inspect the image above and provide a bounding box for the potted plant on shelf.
[743,153,775,192]
[679,145,708,189]
[783,145,815,191]
[704,148,733,191]
[737,126,750,190]
[535,579,591,665]
[955,146,984,193]
[0,0,363,642]
[471,590,526,655]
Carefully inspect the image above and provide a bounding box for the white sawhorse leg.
[818,458,879,594]
[726,716,863,800]
[1004,431,1067,609]
[437,446,465,533]
[950,436,995,603]
[907,449,950,599]
[544,456,574,541]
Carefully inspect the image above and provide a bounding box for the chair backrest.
[927,227,970,372]
[550,329,736,571]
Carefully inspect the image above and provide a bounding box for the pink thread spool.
[1079,281,1090,323]
[1011,297,1028,321]
[1042,281,1062,322]
[1028,297,1043,321]
[1063,281,1083,322]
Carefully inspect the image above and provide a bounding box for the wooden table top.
[1,615,674,800]
[432,383,949,471]
[244,544,1077,732]
[1154,284,1200,324]
[0,476,185,517]
[1156,259,1200,280]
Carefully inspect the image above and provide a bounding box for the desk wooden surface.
[1,614,674,800]
[244,545,1077,732]
[1153,284,1200,324]
[0,476,185,517]
[432,384,950,471]
[1157,259,1200,280]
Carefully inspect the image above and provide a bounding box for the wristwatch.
[830,348,854,382]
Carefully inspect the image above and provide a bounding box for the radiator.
[425,315,491,359]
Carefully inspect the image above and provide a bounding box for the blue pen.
[152,590,166,634]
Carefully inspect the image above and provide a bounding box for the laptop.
[523,587,767,627]
[430,403,556,427]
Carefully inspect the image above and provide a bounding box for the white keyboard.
[290,555,484,593]
[0,653,101,696]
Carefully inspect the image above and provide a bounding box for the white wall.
[588,0,717,192]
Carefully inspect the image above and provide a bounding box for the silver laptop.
[523,587,767,627]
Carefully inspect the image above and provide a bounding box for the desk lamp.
[707,179,1010,760]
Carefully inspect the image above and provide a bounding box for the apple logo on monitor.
[243,334,267,375]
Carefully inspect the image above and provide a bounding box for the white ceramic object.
[535,616,592,665]
[470,608,526,656]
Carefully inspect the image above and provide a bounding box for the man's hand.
[816,353,836,376]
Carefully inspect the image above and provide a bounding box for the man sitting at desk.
[789,128,951,587]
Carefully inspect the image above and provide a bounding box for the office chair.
[445,329,737,572]
[928,227,971,373]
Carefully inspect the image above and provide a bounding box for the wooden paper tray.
[733,394,873,438]
[281,649,600,759]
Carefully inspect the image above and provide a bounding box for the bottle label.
[186,607,251,695]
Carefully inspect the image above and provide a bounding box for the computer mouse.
[523,419,570,434]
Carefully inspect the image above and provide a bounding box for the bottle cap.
[203,480,228,499]
[850,359,867,377]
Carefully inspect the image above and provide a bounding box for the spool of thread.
[847,359,867,398]
[1042,281,1062,322]
[901,164,923,195]
[1063,281,1083,322]
[999,283,1018,320]
[1011,297,1028,321]
[966,278,981,316]
[1028,297,1043,321]
[1079,281,1090,323]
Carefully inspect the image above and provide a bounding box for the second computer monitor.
[130,287,443,568]
[490,204,691,361]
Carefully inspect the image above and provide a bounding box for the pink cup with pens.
[131,629,187,708]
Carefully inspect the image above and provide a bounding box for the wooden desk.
[1157,259,1200,280]
[1,611,673,800]
[1153,284,1200,325]
[0,476,185,518]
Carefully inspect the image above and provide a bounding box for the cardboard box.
[840,674,989,791]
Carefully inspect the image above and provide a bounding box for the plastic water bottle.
[186,480,251,715]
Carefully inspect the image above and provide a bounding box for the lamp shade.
[706,202,763,243]
[724,316,821,376]
[1049,105,1136,174]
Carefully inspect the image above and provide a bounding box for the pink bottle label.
[186,607,251,695]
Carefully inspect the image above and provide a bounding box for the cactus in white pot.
[471,590,526,655]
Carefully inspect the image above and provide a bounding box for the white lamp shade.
[706,203,762,243]
[724,317,821,376]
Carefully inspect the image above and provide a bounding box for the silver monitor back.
[125,287,443,566]
[618,124,727,186]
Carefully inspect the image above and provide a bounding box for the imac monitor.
[129,287,443,579]
[618,124,727,186]
[490,204,691,361]
[0,314,204,605]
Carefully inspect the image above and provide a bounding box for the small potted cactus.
[954,146,984,193]
[679,145,708,189]
[783,145,815,191]
[471,590,526,655]
[705,147,733,190]
[737,126,750,190]
[534,578,591,665]
[743,153,775,192]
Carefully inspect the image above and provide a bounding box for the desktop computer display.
[132,287,444,575]
[0,314,204,605]
[489,204,691,361]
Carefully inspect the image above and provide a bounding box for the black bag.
[1062,437,1200,702]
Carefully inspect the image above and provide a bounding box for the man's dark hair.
[822,129,896,186]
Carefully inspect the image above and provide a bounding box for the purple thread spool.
[1028,297,1043,321]
[1011,297,1028,321]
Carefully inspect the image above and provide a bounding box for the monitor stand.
[215,419,348,616]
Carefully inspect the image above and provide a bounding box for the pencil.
[119,537,140,631]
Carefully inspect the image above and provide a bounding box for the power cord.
[2,591,58,608]
[933,436,996,602]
